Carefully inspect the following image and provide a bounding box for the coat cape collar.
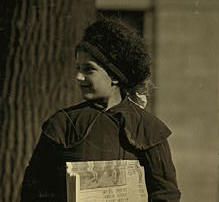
[105,97,172,150]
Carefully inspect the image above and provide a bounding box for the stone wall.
[154,1,219,202]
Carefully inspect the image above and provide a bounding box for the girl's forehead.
[75,51,108,73]
[76,51,95,63]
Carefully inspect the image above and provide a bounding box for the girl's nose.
[76,72,85,81]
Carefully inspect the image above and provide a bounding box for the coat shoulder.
[117,99,172,150]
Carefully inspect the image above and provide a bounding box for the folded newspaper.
[66,160,148,202]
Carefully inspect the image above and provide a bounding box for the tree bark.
[0,1,95,201]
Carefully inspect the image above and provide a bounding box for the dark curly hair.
[76,18,151,90]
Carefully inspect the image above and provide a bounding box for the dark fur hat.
[76,18,151,89]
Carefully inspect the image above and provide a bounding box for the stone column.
[155,1,219,202]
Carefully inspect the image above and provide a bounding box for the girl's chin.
[82,93,96,100]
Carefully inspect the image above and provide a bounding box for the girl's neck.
[90,90,122,111]
[106,92,122,110]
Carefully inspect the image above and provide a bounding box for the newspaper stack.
[66,160,148,202]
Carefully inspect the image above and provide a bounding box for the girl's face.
[75,51,118,101]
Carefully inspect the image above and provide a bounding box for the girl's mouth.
[80,84,91,89]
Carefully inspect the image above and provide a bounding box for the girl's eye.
[83,64,96,74]
[75,63,97,74]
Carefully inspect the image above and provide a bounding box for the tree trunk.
[0,1,95,201]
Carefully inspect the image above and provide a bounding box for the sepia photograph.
[0,0,218,202]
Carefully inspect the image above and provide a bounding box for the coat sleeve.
[20,112,67,202]
[139,139,181,202]
[20,135,67,202]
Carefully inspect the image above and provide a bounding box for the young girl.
[21,18,181,202]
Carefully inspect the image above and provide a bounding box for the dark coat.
[21,97,181,202]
